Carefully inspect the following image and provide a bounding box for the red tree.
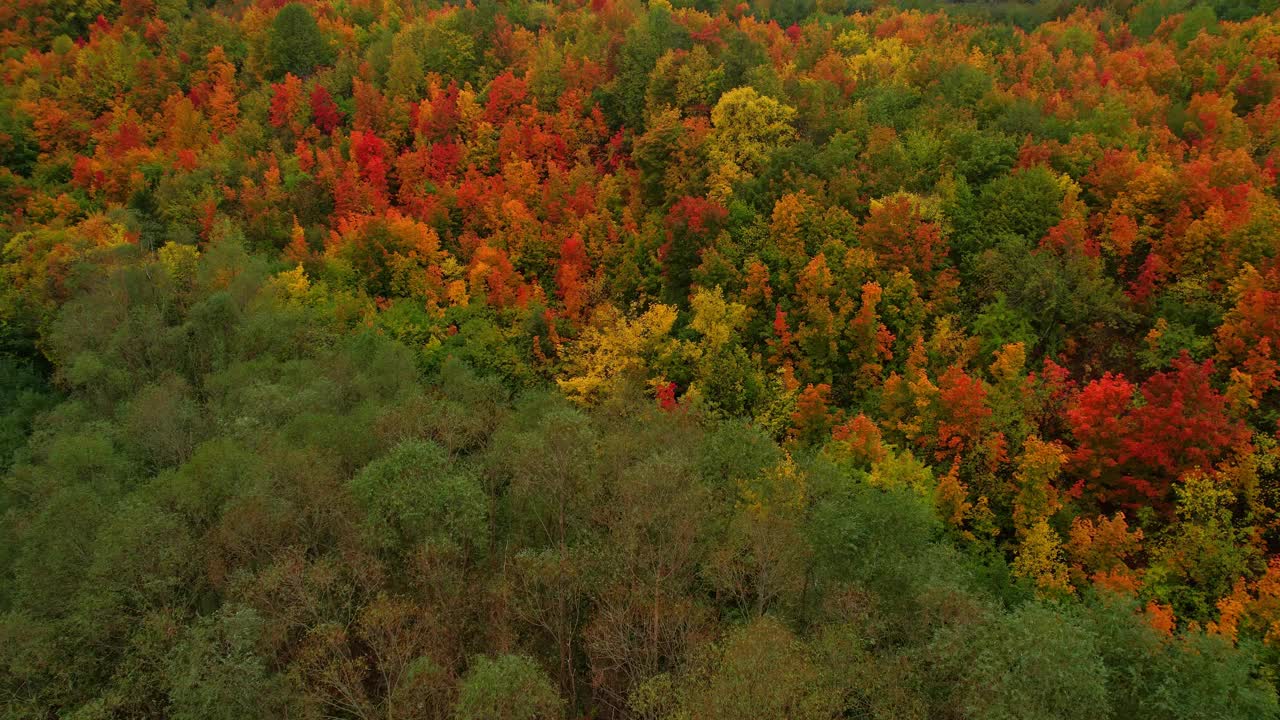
[1068,355,1248,510]
[484,71,528,125]
[310,85,343,134]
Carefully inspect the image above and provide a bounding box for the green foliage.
[1146,472,1262,623]
[971,235,1132,356]
[606,4,691,131]
[168,606,294,720]
[266,3,334,79]
[454,654,562,720]
[0,357,54,472]
[966,167,1063,248]
[349,439,488,557]
[1079,594,1280,720]
[930,603,1111,720]
[0,110,36,177]
[664,616,835,720]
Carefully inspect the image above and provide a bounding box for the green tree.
[167,606,295,720]
[1080,594,1279,720]
[658,616,836,720]
[605,3,691,131]
[266,3,335,79]
[349,440,488,558]
[454,654,562,720]
[931,603,1111,720]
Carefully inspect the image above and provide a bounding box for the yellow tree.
[1010,437,1073,598]
[706,87,796,201]
[557,304,678,404]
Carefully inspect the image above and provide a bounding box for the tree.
[1080,593,1278,720]
[1067,355,1248,511]
[266,3,334,79]
[704,455,810,618]
[657,616,835,720]
[1147,469,1261,623]
[310,85,343,134]
[931,603,1111,720]
[959,167,1063,254]
[861,193,946,277]
[587,443,715,707]
[1012,519,1073,598]
[296,595,455,720]
[268,73,305,132]
[454,655,562,720]
[605,2,691,130]
[484,72,528,125]
[707,87,797,201]
[557,304,678,405]
[167,606,296,720]
[325,212,445,301]
[661,196,727,305]
[348,440,488,559]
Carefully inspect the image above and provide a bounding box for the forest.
[3,0,1280,717]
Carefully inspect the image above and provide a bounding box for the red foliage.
[71,155,99,190]
[351,131,389,189]
[556,234,591,321]
[469,245,528,308]
[1068,355,1247,510]
[310,85,343,134]
[416,81,460,140]
[1067,373,1140,502]
[792,383,837,444]
[935,365,993,461]
[1217,266,1280,400]
[659,196,728,296]
[269,74,303,129]
[425,140,463,183]
[176,149,198,171]
[484,72,528,125]
[666,196,728,235]
[769,305,792,366]
[657,381,678,411]
[831,413,887,465]
[861,196,945,275]
[108,122,143,157]
[1128,356,1248,483]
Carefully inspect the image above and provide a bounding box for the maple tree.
[1068,354,1248,511]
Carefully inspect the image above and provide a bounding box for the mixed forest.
[4,0,1280,717]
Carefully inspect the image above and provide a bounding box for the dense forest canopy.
[3,0,1280,717]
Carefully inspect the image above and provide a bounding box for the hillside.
[3,1,1280,718]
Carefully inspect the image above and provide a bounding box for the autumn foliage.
[4,0,1280,716]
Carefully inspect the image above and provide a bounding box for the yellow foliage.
[1176,469,1235,524]
[273,263,311,301]
[1012,436,1067,530]
[445,279,469,306]
[833,28,871,55]
[989,342,1027,385]
[707,87,796,202]
[157,242,199,284]
[847,37,912,83]
[1013,519,1074,598]
[868,449,935,496]
[867,191,942,222]
[935,461,971,527]
[739,453,807,519]
[689,286,748,352]
[770,192,810,257]
[557,303,678,404]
